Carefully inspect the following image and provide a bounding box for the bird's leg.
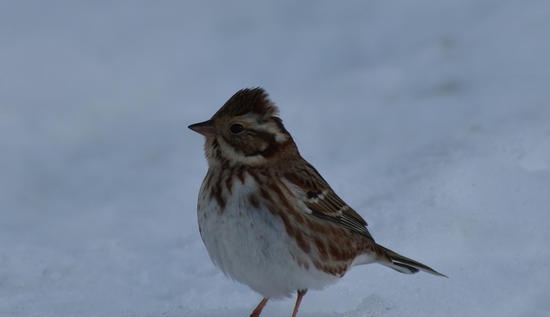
[291,289,307,317]
[250,297,269,317]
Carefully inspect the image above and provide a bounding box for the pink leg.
[291,289,307,317]
[250,297,269,317]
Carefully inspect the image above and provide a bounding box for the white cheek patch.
[274,132,289,143]
[260,121,289,144]
[237,114,289,144]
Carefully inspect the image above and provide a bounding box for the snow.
[1,1,549,316]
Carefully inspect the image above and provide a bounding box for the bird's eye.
[230,123,244,134]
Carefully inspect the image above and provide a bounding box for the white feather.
[197,172,338,298]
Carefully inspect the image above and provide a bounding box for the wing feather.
[284,160,374,240]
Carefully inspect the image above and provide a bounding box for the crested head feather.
[190,87,299,167]
[212,88,279,120]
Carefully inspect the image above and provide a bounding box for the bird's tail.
[375,244,447,277]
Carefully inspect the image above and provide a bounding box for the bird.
[188,88,445,317]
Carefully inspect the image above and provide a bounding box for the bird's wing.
[283,160,375,240]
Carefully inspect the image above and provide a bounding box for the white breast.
[197,172,338,298]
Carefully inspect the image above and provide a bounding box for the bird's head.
[189,88,298,167]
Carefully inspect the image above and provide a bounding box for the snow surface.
[1,1,550,316]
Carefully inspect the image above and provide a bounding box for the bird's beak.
[188,119,216,137]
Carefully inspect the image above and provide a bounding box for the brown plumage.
[189,88,445,317]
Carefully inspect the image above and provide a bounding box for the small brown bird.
[189,88,445,317]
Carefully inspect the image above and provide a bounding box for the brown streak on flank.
[328,241,343,261]
[203,173,214,191]
[281,184,302,218]
[283,171,305,188]
[294,231,310,254]
[249,169,264,187]
[207,179,215,200]
[278,212,295,237]
[312,260,323,273]
[210,185,225,210]
[308,219,325,233]
[259,186,269,200]
[225,170,233,194]
[248,194,260,209]
[335,265,347,276]
[311,260,347,277]
[236,166,245,183]
[258,186,274,213]
[314,237,328,261]
[271,181,294,213]
[210,172,226,210]
[361,240,376,254]
[274,180,311,244]
[293,213,305,224]
[329,226,343,239]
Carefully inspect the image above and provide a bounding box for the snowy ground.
[2,1,550,316]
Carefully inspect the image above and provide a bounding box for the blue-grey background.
[1,1,549,316]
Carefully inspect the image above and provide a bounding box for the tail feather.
[376,244,447,277]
